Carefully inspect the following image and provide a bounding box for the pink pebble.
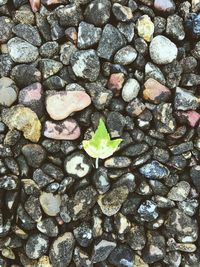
[176,110,200,127]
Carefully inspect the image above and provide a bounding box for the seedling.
[82,118,122,168]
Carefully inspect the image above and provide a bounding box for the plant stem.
[95,158,99,169]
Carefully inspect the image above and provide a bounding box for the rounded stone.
[122,78,140,102]
[149,35,178,64]
[0,77,18,107]
[25,233,49,259]
[22,144,46,168]
[8,37,39,63]
[114,45,137,65]
[39,192,61,216]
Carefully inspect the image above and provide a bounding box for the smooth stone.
[56,4,83,27]
[39,192,61,216]
[137,14,154,42]
[107,73,125,96]
[45,91,91,120]
[149,35,178,64]
[114,45,137,65]
[138,200,158,221]
[43,119,80,140]
[112,3,133,22]
[122,78,140,102]
[92,239,116,263]
[2,105,41,142]
[143,78,171,104]
[145,62,166,84]
[167,181,190,201]
[0,77,18,107]
[139,160,170,179]
[98,186,129,216]
[166,14,185,41]
[73,223,93,247]
[70,49,100,82]
[175,110,200,127]
[60,42,77,65]
[49,232,75,267]
[154,0,176,13]
[117,22,135,42]
[37,218,58,237]
[24,195,42,222]
[18,82,44,117]
[174,87,199,111]
[40,41,59,58]
[8,37,39,63]
[39,59,63,79]
[0,16,14,44]
[0,54,14,78]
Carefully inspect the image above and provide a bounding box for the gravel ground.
[0,0,200,266]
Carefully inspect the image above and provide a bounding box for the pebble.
[77,21,102,49]
[56,4,83,27]
[45,91,91,120]
[8,37,39,63]
[106,111,125,138]
[12,23,42,46]
[185,13,200,39]
[149,35,178,65]
[24,195,42,222]
[91,239,116,263]
[18,82,44,117]
[43,119,81,140]
[108,244,135,267]
[33,169,54,188]
[165,208,198,242]
[29,0,40,12]
[192,0,200,11]
[2,105,41,142]
[25,233,49,259]
[85,82,113,110]
[190,165,200,192]
[123,143,149,157]
[11,64,41,88]
[178,199,199,217]
[143,78,171,104]
[70,49,100,82]
[181,73,200,86]
[126,98,146,117]
[97,186,129,216]
[166,14,185,41]
[0,77,18,107]
[39,192,61,216]
[127,224,146,250]
[40,41,59,58]
[176,110,200,127]
[145,62,166,84]
[49,232,75,267]
[122,78,140,102]
[117,22,135,42]
[174,87,199,111]
[167,181,190,201]
[73,223,93,247]
[112,3,133,22]
[0,174,18,190]
[104,157,131,168]
[137,15,154,42]
[73,247,92,267]
[64,152,92,178]
[60,42,77,65]
[139,160,170,179]
[0,16,14,44]
[22,144,46,168]
[39,59,63,79]
[107,73,125,96]
[84,0,111,26]
[163,60,183,89]
[138,200,158,221]
[154,0,175,13]
[97,24,126,60]
[0,54,13,77]
[93,167,110,194]
[114,45,137,65]
[37,218,58,237]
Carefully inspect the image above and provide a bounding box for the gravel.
[1,0,200,266]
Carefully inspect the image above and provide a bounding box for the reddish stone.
[176,110,200,127]
[29,0,40,12]
[126,98,146,117]
[154,0,175,13]
[18,82,44,117]
[143,78,171,104]
[44,119,81,140]
[107,73,125,96]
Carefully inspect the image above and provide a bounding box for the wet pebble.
[122,78,140,102]
[25,233,49,259]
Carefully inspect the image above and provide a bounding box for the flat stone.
[39,192,61,216]
[137,14,154,42]
[97,24,126,60]
[98,186,129,216]
[2,105,41,142]
[8,37,39,63]
[149,35,178,65]
[143,78,171,104]
[45,91,91,120]
[77,21,102,49]
[18,82,44,117]
[0,77,18,107]
[70,49,100,82]
[49,232,75,267]
[43,119,80,140]
[139,160,170,179]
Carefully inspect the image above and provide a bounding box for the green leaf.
[82,118,122,159]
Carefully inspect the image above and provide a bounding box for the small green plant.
[82,118,123,168]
